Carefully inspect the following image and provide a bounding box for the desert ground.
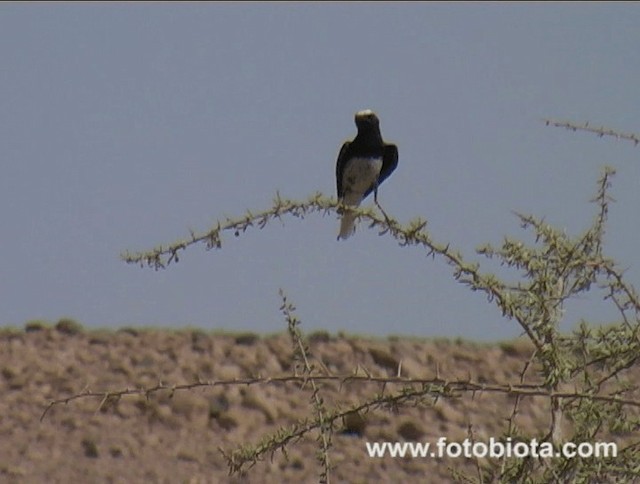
[0,320,618,483]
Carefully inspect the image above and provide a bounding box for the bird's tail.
[338,211,357,240]
[337,202,360,240]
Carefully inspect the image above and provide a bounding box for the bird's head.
[354,109,379,129]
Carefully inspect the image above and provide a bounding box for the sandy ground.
[0,322,619,483]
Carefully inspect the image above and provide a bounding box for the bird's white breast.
[341,156,383,206]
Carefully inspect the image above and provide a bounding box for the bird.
[335,109,398,240]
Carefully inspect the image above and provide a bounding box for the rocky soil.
[0,321,627,483]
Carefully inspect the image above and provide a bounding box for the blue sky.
[2,4,639,340]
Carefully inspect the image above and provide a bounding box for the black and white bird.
[335,109,398,239]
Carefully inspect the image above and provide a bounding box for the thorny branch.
[544,119,640,146]
[41,373,640,423]
[280,289,333,483]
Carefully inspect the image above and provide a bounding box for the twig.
[544,119,640,146]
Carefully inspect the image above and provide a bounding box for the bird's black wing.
[335,141,351,199]
[363,143,398,200]
[379,143,398,186]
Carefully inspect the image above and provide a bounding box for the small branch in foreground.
[40,374,640,422]
[280,289,332,484]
